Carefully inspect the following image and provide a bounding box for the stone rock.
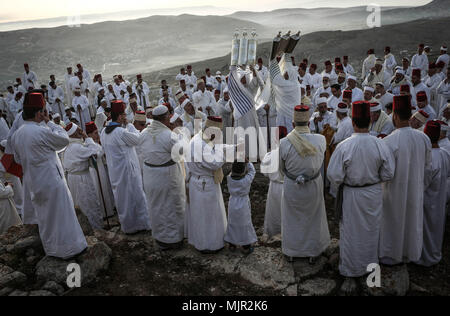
[292,256,327,280]
[36,238,112,286]
[26,249,35,257]
[0,245,5,256]
[75,207,94,236]
[9,290,28,296]
[324,239,340,258]
[410,282,429,294]
[9,236,42,254]
[0,271,27,288]
[0,287,13,296]
[0,264,14,277]
[366,265,410,296]
[285,284,298,296]
[237,247,295,290]
[339,278,358,296]
[0,225,39,246]
[299,278,337,296]
[42,281,65,296]
[29,290,56,297]
[327,253,339,270]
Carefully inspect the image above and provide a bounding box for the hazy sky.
[0,0,432,23]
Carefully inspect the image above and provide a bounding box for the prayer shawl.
[201,132,224,184]
[371,111,390,134]
[286,126,318,158]
[228,66,255,120]
[269,54,301,120]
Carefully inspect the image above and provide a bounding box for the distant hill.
[227,0,450,33]
[0,15,265,88]
[141,17,450,95]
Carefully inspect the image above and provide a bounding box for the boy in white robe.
[328,101,395,278]
[63,123,104,230]
[416,121,450,266]
[224,162,257,254]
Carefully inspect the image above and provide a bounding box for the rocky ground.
[1,166,449,296]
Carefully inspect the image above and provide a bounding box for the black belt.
[283,168,321,184]
[144,160,176,168]
[335,182,380,222]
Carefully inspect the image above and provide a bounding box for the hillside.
[142,17,450,91]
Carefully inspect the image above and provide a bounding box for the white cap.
[152,105,168,116]
[441,46,448,51]
[170,113,180,124]
[322,73,330,79]
[98,87,105,92]
[364,86,375,93]
[396,69,405,76]
[67,123,78,136]
[317,97,328,105]
[53,113,61,119]
[216,71,222,76]
[347,75,357,81]
[375,82,385,87]
[370,103,382,112]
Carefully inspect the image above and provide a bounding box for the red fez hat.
[416,91,427,102]
[186,65,192,69]
[137,74,142,79]
[258,58,263,63]
[418,110,429,119]
[325,60,332,66]
[418,43,424,48]
[306,85,311,90]
[302,58,308,63]
[278,126,288,140]
[393,95,411,115]
[352,101,370,120]
[335,63,343,71]
[424,120,441,143]
[276,56,282,62]
[343,90,352,99]
[334,57,341,63]
[428,63,436,70]
[338,102,347,109]
[412,69,421,78]
[207,116,222,123]
[310,63,317,69]
[85,121,98,134]
[162,102,172,111]
[367,49,374,54]
[436,61,445,68]
[299,63,307,71]
[400,85,410,93]
[385,46,391,52]
[180,79,185,84]
[294,105,310,112]
[77,63,82,68]
[111,101,126,114]
[343,56,348,60]
[15,78,21,82]
[24,63,29,67]
[214,90,221,95]
[205,68,210,72]
[23,92,45,109]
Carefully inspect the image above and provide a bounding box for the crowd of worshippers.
[0,41,449,283]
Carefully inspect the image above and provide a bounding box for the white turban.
[364,86,375,93]
[170,113,180,124]
[66,123,78,137]
[152,105,168,116]
[317,97,328,105]
[347,75,357,81]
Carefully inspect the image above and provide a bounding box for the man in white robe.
[327,84,343,112]
[309,98,337,134]
[62,123,104,230]
[416,91,437,120]
[0,181,22,234]
[369,102,395,137]
[362,49,376,80]
[8,92,23,121]
[332,103,353,145]
[346,76,364,103]
[140,105,186,249]
[322,60,338,85]
[383,46,397,77]
[424,63,443,113]
[22,63,38,91]
[308,64,322,96]
[0,140,23,218]
[411,44,429,78]
[133,74,150,109]
[48,81,65,117]
[343,56,355,76]
[328,101,395,277]
[181,99,207,137]
[280,105,330,261]
[375,82,394,112]
[436,46,449,69]
[186,116,229,253]
[100,101,151,234]
[416,121,450,267]
[193,80,216,114]
[65,67,75,106]
[10,92,87,259]
[380,95,432,265]
[72,88,90,130]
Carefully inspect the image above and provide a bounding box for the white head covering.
[98,87,105,92]
[364,86,375,93]
[322,73,330,79]
[396,69,405,76]
[181,99,191,109]
[370,103,382,112]
[317,97,328,105]
[347,75,357,81]
[152,105,168,116]
[53,113,61,119]
[66,123,78,136]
